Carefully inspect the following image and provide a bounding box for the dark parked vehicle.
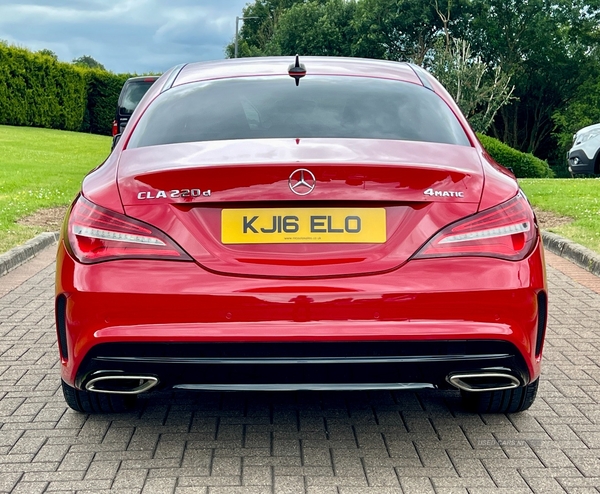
[112,76,159,137]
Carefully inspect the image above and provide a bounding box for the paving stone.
[112,468,148,489]
[0,472,22,492]
[273,475,304,494]
[141,477,177,494]
[3,244,600,493]
[399,476,436,494]
[10,481,48,494]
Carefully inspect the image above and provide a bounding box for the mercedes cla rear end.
[55,57,547,414]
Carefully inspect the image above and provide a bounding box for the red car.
[55,56,547,414]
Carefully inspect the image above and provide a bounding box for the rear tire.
[61,380,137,413]
[460,379,539,413]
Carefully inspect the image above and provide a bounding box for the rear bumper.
[55,239,547,390]
[75,340,531,391]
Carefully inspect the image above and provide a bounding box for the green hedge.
[0,43,87,131]
[0,43,135,136]
[477,133,554,178]
[81,70,130,135]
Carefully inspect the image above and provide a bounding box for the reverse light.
[66,196,191,264]
[414,192,537,261]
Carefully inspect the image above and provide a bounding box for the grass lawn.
[0,125,111,254]
[520,178,600,254]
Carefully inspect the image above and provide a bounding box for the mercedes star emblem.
[288,168,316,196]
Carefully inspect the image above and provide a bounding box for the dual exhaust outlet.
[85,374,159,395]
[83,371,521,395]
[446,372,521,393]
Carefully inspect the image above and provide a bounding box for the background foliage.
[477,134,553,178]
[0,42,134,136]
[0,43,88,131]
[81,70,130,135]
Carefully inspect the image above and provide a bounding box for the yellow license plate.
[222,208,386,244]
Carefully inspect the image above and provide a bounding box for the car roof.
[173,57,423,87]
[124,75,160,84]
[575,123,600,135]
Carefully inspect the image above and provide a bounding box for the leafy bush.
[477,133,553,178]
[0,42,87,131]
[81,70,130,135]
[0,42,136,136]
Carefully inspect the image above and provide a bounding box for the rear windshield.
[128,76,470,148]
[119,81,156,115]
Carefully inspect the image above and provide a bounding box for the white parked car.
[567,123,600,176]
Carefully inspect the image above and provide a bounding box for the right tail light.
[413,192,537,261]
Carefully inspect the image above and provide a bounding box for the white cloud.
[0,0,249,73]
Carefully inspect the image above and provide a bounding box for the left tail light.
[65,196,192,264]
[413,192,537,261]
[112,120,118,136]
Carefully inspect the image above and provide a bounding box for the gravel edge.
[0,232,60,277]
[0,230,599,279]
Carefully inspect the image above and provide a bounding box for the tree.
[72,55,106,71]
[351,0,463,64]
[225,0,307,57]
[463,0,600,158]
[37,48,58,60]
[430,38,514,133]
[271,0,356,56]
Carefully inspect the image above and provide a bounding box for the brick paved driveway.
[1,249,600,494]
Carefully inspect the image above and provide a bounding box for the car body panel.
[116,138,484,277]
[118,139,483,204]
[56,56,547,404]
[56,238,546,387]
[173,57,424,87]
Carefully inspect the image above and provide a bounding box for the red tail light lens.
[66,196,191,264]
[112,120,118,136]
[414,192,537,261]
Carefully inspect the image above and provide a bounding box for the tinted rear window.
[128,76,470,148]
[119,81,156,115]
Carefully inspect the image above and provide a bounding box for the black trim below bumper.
[75,340,531,391]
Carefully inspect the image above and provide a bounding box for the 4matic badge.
[137,188,211,200]
[424,188,464,198]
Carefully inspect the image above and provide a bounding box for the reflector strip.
[72,225,166,246]
[438,221,530,244]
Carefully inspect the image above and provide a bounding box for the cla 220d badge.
[289,169,316,196]
[137,188,211,200]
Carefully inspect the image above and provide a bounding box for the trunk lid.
[118,138,483,278]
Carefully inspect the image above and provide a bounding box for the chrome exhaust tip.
[447,372,521,393]
[85,374,159,395]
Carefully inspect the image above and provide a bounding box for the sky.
[0,0,251,74]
